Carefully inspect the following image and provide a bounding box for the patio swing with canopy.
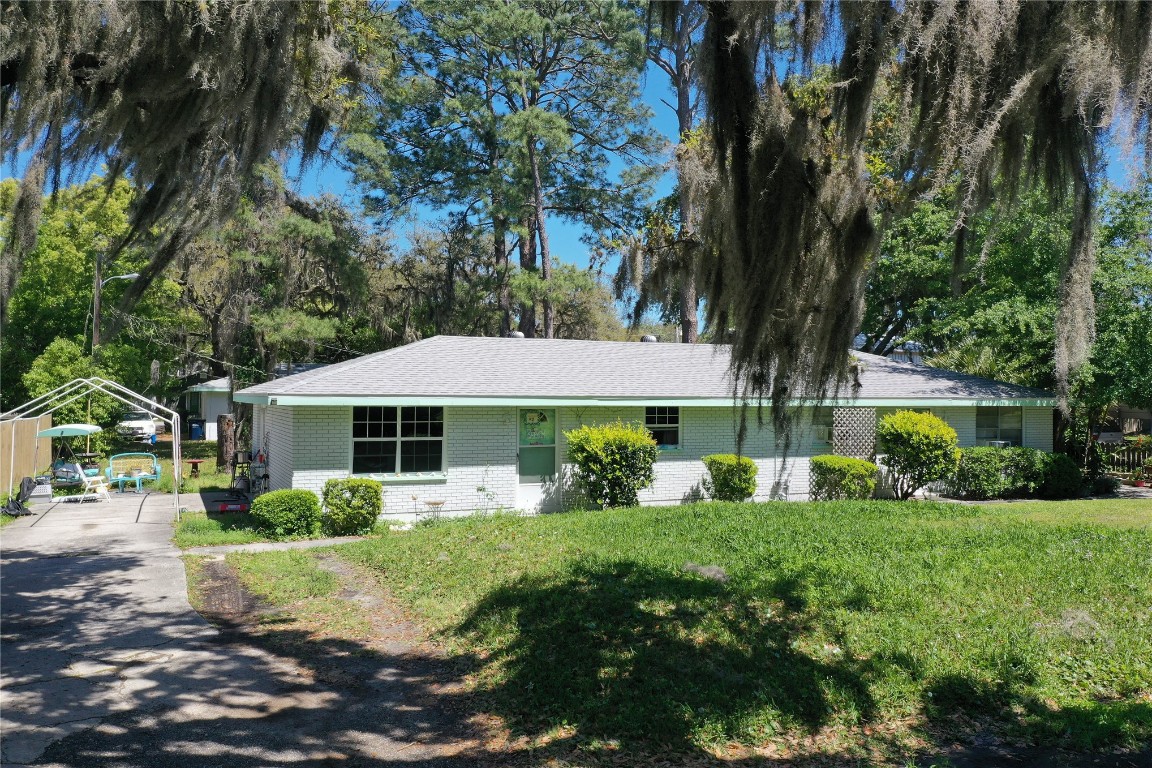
[35,423,104,486]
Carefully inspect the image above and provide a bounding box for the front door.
[517,408,558,512]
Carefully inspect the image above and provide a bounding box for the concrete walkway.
[0,493,478,767]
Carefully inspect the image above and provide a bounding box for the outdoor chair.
[63,463,111,502]
[105,452,162,493]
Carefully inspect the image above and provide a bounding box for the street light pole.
[92,253,103,350]
[89,263,141,354]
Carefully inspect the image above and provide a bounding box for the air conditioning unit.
[814,425,832,444]
[979,440,1011,448]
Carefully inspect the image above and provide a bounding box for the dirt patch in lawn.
[188,553,503,765]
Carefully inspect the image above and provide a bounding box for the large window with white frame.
[352,406,444,474]
[645,406,680,448]
[976,406,1023,446]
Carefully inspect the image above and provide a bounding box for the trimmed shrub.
[250,489,322,538]
[1092,475,1121,496]
[945,447,1009,500]
[945,446,1053,500]
[810,455,878,500]
[322,478,383,536]
[565,422,658,509]
[1039,453,1084,499]
[1001,447,1048,497]
[877,411,960,500]
[702,454,758,501]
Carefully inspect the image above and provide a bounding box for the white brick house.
[234,336,1056,520]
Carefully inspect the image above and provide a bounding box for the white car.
[116,410,157,439]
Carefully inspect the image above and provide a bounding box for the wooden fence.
[1099,441,1152,474]
[0,416,53,496]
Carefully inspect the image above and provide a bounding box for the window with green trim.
[353,406,444,474]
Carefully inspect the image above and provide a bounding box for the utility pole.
[91,253,103,351]
[90,257,140,354]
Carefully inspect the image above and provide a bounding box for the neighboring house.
[183,377,232,440]
[233,336,1056,519]
[182,364,329,441]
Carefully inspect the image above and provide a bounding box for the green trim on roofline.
[234,394,1056,408]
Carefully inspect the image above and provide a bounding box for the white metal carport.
[1,377,184,518]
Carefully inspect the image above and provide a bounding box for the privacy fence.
[1099,441,1152,474]
[0,416,53,496]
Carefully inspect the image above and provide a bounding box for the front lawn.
[173,508,390,548]
[172,510,267,548]
[330,499,1151,760]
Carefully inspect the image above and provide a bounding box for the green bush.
[322,478,382,536]
[876,411,960,500]
[565,422,658,509]
[944,447,1009,500]
[702,454,758,501]
[810,455,878,500]
[250,489,322,538]
[1001,447,1048,497]
[1039,453,1084,499]
[945,446,1052,500]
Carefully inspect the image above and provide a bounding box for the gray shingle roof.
[234,336,1054,404]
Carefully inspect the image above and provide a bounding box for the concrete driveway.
[1,493,480,767]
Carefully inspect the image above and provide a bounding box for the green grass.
[0,513,18,528]
[172,509,391,548]
[151,438,233,493]
[221,550,373,641]
[333,499,1152,755]
[173,511,267,548]
[227,550,343,604]
[990,498,1152,527]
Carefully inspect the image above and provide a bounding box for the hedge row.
[943,447,1081,500]
[249,478,383,539]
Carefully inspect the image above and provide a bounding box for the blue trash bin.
[190,419,205,440]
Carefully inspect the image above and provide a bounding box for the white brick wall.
[556,406,804,505]
[267,406,521,519]
[265,403,1058,514]
[262,405,294,492]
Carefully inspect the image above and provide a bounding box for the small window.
[812,407,833,447]
[645,406,680,448]
[976,406,1023,446]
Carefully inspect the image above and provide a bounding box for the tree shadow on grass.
[451,559,899,753]
[450,558,1152,766]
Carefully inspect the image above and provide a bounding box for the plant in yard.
[946,446,1056,500]
[1130,465,1147,487]
[1039,453,1084,499]
[322,478,382,536]
[944,447,1009,500]
[702,454,758,501]
[810,455,878,500]
[1001,447,1049,497]
[250,489,322,539]
[564,422,658,509]
[876,410,959,500]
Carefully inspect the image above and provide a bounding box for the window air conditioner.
[979,440,1011,448]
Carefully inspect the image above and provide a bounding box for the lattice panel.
[833,407,877,459]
